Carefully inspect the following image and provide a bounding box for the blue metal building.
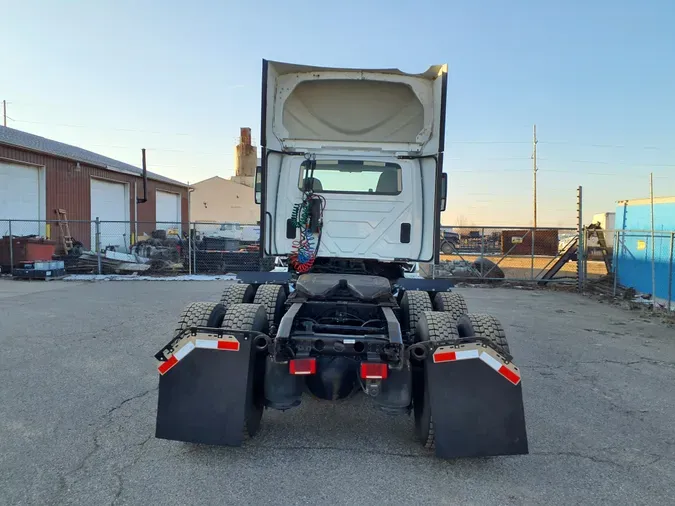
[615,197,675,305]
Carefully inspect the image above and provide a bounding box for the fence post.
[8,220,13,275]
[95,218,102,275]
[577,186,583,292]
[578,228,586,292]
[192,222,197,274]
[613,230,620,297]
[650,173,656,310]
[188,222,192,275]
[668,232,674,312]
[480,228,485,261]
[530,227,535,280]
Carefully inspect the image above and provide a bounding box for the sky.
[1,0,674,227]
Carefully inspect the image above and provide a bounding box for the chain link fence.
[419,226,581,284]
[15,219,657,293]
[581,228,675,311]
[1,219,591,284]
[0,219,274,277]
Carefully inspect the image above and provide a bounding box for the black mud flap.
[426,346,528,458]
[155,333,254,446]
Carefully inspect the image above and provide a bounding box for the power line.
[6,115,675,172]
[450,168,669,178]
[538,141,672,151]
[447,140,530,145]
[539,158,675,168]
[86,144,235,156]
[11,119,194,136]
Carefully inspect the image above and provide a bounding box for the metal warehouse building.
[615,196,675,306]
[0,126,188,251]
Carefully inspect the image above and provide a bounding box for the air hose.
[289,156,325,273]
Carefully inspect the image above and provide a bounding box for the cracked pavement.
[1,280,674,505]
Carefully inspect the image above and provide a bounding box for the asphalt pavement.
[1,279,674,505]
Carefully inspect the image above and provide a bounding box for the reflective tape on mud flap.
[157,335,240,375]
[433,343,521,386]
[196,335,240,351]
[433,348,480,363]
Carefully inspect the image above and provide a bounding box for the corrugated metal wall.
[615,199,675,304]
[0,144,187,250]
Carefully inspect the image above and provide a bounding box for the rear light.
[360,363,388,379]
[289,358,316,375]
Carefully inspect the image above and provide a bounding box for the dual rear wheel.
[221,283,287,336]
[175,298,271,439]
[400,290,511,450]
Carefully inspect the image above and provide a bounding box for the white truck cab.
[155,60,529,460]
[257,60,448,265]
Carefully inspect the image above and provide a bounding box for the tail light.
[360,363,388,379]
[289,358,316,375]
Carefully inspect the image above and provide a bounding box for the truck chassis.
[154,273,528,459]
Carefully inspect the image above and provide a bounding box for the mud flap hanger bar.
[408,336,514,363]
[154,326,271,362]
[411,339,521,386]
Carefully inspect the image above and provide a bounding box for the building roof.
[0,126,187,187]
[193,175,253,188]
[617,196,675,206]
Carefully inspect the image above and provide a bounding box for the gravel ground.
[0,279,674,505]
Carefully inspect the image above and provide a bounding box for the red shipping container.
[500,230,559,256]
[0,237,56,268]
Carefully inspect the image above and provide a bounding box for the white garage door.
[155,190,181,230]
[91,178,130,252]
[0,161,43,236]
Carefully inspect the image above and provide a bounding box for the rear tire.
[432,292,468,320]
[173,302,227,338]
[253,284,287,336]
[222,303,269,439]
[440,241,454,255]
[400,291,433,343]
[220,283,256,310]
[472,258,505,280]
[413,311,459,449]
[456,313,510,354]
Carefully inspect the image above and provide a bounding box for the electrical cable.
[288,155,326,273]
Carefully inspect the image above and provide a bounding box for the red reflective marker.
[289,358,316,375]
[360,363,388,379]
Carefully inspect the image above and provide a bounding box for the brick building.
[0,126,188,251]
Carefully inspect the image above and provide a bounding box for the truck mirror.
[255,166,262,204]
[440,172,448,211]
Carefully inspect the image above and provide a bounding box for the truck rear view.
[153,59,528,459]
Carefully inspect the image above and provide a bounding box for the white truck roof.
[262,60,448,156]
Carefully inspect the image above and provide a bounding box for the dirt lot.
[440,253,608,280]
[1,279,674,505]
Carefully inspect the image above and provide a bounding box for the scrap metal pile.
[60,230,186,274]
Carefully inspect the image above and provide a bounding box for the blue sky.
[1,0,674,226]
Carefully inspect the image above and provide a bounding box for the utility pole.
[532,124,538,228]
[650,173,656,309]
[3,100,6,127]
